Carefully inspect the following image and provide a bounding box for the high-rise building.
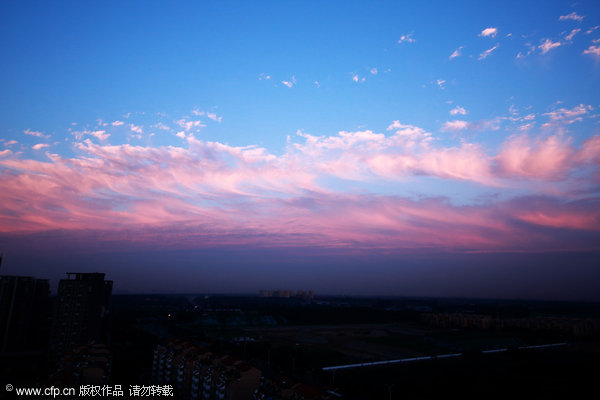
[0,275,50,352]
[48,272,113,361]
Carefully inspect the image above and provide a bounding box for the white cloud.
[478,45,498,60]
[71,129,110,141]
[24,129,50,139]
[130,124,143,134]
[449,46,463,59]
[88,130,110,141]
[154,122,171,131]
[480,27,498,38]
[352,74,366,83]
[175,119,203,131]
[398,33,415,44]
[370,67,378,75]
[176,131,186,138]
[450,106,467,116]
[436,79,446,89]
[32,143,50,150]
[559,12,584,22]
[5,140,18,146]
[539,39,561,54]
[111,120,125,126]
[282,76,296,88]
[206,112,222,123]
[258,73,271,80]
[441,120,470,131]
[314,81,320,88]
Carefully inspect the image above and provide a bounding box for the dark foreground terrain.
[2,294,599,399]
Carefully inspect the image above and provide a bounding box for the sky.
[1,1,599,300]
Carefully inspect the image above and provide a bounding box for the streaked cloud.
[441,120,469,131]
[449,46,463,59]
[559,12,584,22]
[478,45,498,60]
[583,44,600,57]
[564,28,581,41]
[24,129,50,139]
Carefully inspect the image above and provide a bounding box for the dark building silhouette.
[0,275,50,352]
[48,272,112,362]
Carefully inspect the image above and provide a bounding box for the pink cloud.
[441,120,470,131]
[478,45,498,60]
[1,122,600,253]
[496,134,576,179]
[539,39,561,54]
[24,129,50,139]
[559,12,584,22]
[583,44,600,57]
[479,27,498,38]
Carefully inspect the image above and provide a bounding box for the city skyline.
[1,1,599,300]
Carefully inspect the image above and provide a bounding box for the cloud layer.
[2,117,599,253]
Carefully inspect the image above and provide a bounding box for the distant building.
[0,275,49,352]
[259,290,314,301]
[48,272,113,361]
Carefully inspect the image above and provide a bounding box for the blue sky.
[1,1,600,298]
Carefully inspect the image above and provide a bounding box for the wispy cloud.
[564,28,581,41]
[24,129,50,139]
[71,130,110,141]
[32,143,50,150]
[2,120,599,252]
[441,120,470,131]
[543,104,592,127]
[352,74,366,83]
[449,46,463,59]
[450,106,467,116]
[586,26,599,34]
[583,43,600,57]
[130,124,144,134]
[436,79,446,89]
[282,76,296,88]
[478,45,498,60]
[539,39,561,54]
[398,33,415,44]
[175,119,203,132]
[559,12,584,22]
[370,67,378,75]
[111,120,125,126]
